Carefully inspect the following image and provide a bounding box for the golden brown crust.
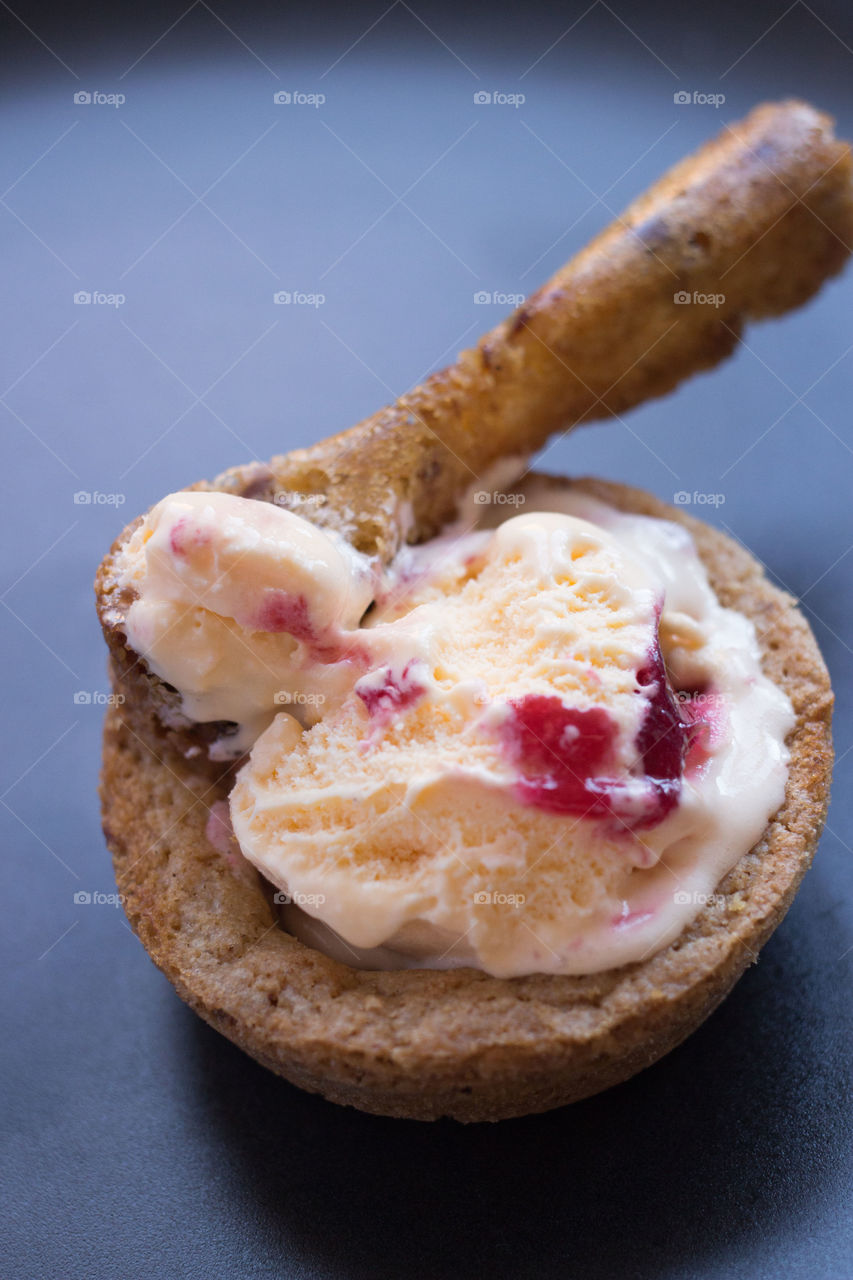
[100,477,834,1122]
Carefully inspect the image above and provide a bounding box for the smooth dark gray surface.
[2,4,852,1278]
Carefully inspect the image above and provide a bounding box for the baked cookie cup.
[99,476,833,1123]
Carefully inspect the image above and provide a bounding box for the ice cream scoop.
[118,490,378,754]
[229,486,794,977]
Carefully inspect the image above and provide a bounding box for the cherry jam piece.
[168,516,210,558]
[168,516,189,556]
[633,641,693,826]
[253,590,315,641]
[502,640,695,830]
[357,661,427,722]
[502,694,618,818]
[678,687,724,776]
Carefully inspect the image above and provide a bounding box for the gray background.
[2,2,852,1277]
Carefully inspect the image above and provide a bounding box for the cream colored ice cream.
[116,480,795,977]
[118,490,379,755]
[228,485,795,977]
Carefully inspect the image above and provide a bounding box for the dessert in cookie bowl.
[97,101,841,1121]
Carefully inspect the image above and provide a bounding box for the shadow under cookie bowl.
[97,100,839,1121]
